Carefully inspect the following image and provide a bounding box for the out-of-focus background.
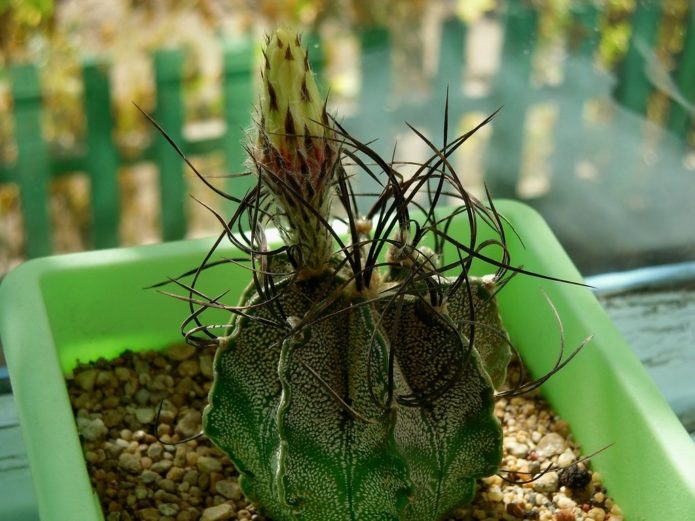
[1,0,694,278]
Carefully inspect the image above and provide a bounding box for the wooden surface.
[0,393,39,521]
[1,282,694,520]
[596,284,695,439]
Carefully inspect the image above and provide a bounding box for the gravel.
[68,347,622,521]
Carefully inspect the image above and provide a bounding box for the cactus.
[173,28,567,521]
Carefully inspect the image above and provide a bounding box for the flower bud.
[252,29,338,272]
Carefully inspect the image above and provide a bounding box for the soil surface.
[68,344,622,521]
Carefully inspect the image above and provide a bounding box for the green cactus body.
[205,257,506,520]
[380,295,502,520]
[273,286,410,520]
[205,258,411,520]
[442,277,512,389]
[198,28,514,521]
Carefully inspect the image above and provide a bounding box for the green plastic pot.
[1,200,694,520]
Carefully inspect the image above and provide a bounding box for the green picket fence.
[1,39,255,258]
[1,2,694,262]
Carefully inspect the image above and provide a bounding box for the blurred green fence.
[1,2,694,262]
[1,40,255,258]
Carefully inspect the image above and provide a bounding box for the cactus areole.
[176,28,570,521]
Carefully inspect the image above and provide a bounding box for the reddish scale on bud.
[251,28,338,272]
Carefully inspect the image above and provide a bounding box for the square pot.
[1,200,694,520]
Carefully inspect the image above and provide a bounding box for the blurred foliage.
[1,1,247,155]
[646,0,691,126]
[1,0,693,271]
[0,0,436,155]
[0,0,55,64]
[597,0,635,68]
[1,0,691,148]
[532,0,573,86]
[232,0,429,30]
[457,0,497,23]
[0,0,689,158]
[0,0,57,163]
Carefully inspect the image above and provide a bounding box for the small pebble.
[75,369,98,391]
[96,370,114,387]
[178,359,200,377]
[197,456,223,474]
[135,407,155,425]
[586,507,606,521]
[200,503,234,521]
[138,470,158,485]
[554,509,575,521]
[506,501,526,518]
[176,410,202,438]
[77,417,108,441]
[114,366,131,382]
[504,437,529,458]
[154,489,180,503]
[85,451,99,463]
[215,479,242,500]
[158,502,180,516]
[134,388,150,405]
[165,344,196,361]
[102,409,125,428]
[199,355,213,378]
[150,459,173,474]
[556,495,576,509]
[557,448,575,468]
[536,433,566,458]
[117,452,141,474]
[533,471,559,493]
[167,466,185,482]
[137,508,160,521]
[134,485,149,500]
[146,443,163,461]
[157,478,177,493]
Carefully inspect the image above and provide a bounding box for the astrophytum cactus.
[193,28,519,521]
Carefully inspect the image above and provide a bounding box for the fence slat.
[2,17,693,269]
[436,16,467,96]
[9,64,52,258]
[666,9,695,140]
[549,4,603,185]
[485,3,539,198]
[613,2,662,115]
[83,58,120,249]
[351,26,392,160]
[359,26,391,116]
[222,39,254,202]
[154,49,186,242]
